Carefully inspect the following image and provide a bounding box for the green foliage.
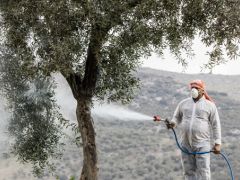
[1,0,239,101]
[9,78,63,176]
[56,175,76,180]
[0,48,66,176]
[69,176,76,180]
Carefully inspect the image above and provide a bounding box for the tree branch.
[82,23,110,97]
[62,72,83,99]
[81,0,145,97]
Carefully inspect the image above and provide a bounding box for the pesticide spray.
[54,74,153,122]
[0,97,10,156]
[92,104,153,121]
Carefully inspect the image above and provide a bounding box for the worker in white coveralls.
[167,80,221,180]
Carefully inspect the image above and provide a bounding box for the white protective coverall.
[171,96,221,180]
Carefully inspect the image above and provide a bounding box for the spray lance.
[153,115,234,180]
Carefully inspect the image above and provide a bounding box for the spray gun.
[153,115,172,128]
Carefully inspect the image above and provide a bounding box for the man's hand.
[166,122,176,129]
[212,144,221,154]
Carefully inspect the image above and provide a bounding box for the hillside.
[0,68,239,180]
[138,68,240,102]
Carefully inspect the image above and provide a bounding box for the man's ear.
[200,89,204,95]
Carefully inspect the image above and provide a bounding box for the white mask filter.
[191,88,199,99]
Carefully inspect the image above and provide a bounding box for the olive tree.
[0,0,239,179]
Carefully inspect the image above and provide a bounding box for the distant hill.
[0,68,239,180]
[138,68,240,101]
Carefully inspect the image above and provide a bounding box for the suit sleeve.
[209,104,222,145]
[171,102,183,125]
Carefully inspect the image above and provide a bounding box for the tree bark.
[76,98,98,180]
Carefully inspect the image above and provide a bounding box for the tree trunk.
[76,98,98,180]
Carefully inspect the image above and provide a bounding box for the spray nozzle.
[153,116,170,124]
[153,115,161,121]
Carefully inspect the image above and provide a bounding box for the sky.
[141,38,240,75]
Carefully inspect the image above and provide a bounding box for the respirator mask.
[191,88,199,99]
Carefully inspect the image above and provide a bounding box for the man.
[168,79,221,180]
